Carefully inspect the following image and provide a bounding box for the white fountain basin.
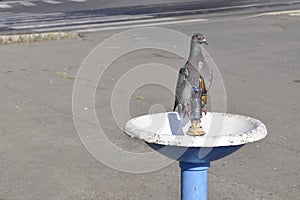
[125,112,267,148]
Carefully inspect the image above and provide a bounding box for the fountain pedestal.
[180,162,210,200]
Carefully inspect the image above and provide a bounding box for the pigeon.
[173,33,211,117]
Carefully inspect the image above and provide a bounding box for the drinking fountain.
[125,111,267,200]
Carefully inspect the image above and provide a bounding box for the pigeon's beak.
[202,39,208,45]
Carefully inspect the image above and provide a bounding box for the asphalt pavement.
[1,0,300,34]
[0,0,300,13]
[0,4,300,200]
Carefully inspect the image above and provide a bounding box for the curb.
[0,32,80,45]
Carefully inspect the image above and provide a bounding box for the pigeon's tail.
[173,97,179,111]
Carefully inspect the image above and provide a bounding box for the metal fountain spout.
[188,76,207,136]
[188,87,205,136]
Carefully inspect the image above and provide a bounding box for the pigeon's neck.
[187,42,203,68]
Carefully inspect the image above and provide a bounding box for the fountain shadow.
[167,112,189,136]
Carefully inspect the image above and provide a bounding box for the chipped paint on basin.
[125,112,267,148]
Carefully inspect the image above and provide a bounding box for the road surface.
[1,0,300,34]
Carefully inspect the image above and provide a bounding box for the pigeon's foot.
[183,105,190,118]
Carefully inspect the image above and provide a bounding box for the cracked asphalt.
[0,9,300,200]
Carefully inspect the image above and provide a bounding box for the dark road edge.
[64,0,300,18]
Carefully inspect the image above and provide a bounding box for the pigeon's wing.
[173,67,189,111]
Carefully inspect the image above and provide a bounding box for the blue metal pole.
[180,162,210,200]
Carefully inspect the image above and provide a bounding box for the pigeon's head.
[192,33,208,45]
